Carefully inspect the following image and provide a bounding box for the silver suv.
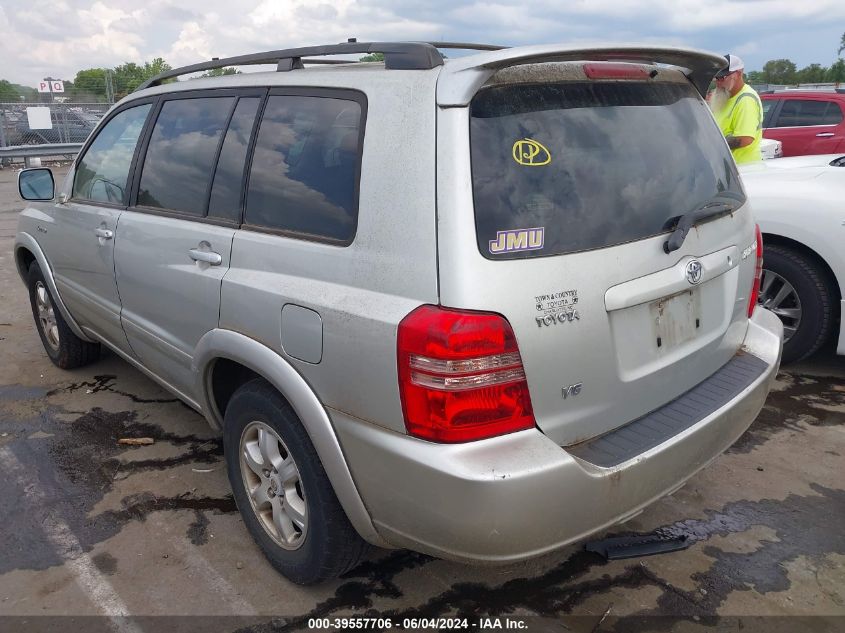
[15,42,783,584]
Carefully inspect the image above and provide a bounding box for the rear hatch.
[436,60,759,447]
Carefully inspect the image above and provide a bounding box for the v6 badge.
[562,383,583,399]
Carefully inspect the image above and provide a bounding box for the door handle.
[188,248,222,265]
[815,132,835,137]
[94,228,113,239]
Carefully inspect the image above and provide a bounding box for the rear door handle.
[188,249,222,265]
[94,228,113,239]
[815,132,835,137]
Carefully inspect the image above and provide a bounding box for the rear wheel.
[223,378,369,584]
[27,262,100,369]
[758,245,835,363]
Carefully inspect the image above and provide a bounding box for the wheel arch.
[192,328,388,547]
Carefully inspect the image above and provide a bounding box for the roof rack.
[137,40,512,91]
[137,41,450,90]
[426,42,509,52]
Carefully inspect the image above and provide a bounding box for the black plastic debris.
[585,533,690,560]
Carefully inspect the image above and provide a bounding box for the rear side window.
[138,97,235,215]
[245,94,364,244]
[470,82,744,259]
[208,97,261,222]
[73,104,151,204]
[775,99,844,127]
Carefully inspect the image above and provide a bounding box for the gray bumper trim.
[567,352,769,468]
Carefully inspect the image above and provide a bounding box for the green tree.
[0,79,21,101]
[796,63,827,84]
[143,57,172,78]
[12,83,38,100]
[359,53,385,62]
[71,68,108,100]
[827,59,845,83]
[838,31,845,57]
[113,58,173,97]
[745,70,765,84]
[762,59,797,84]
[199,67,240,77]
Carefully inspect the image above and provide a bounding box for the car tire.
[759,245,835,363]
[223,378,369,584]
[27,262,101,369]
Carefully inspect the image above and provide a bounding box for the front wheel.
[758,245,835,363]
[27,262,100,369]
[223,378,369,584]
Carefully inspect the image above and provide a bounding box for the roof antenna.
[348,38,357,43]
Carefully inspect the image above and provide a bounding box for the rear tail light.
[397,305,535,443]
[747,224,763,318]
[583,63,650,80]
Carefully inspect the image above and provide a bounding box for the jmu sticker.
[489,227,545,254]
[512,139,551,166]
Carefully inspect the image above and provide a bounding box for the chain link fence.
[0,102,110,166]
[0,102,109,147]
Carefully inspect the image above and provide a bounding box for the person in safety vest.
[710,54,763,164]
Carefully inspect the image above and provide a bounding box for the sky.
[1,0,844,87]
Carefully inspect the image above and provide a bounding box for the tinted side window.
[824,102,844,125]
[776,99,841,127]
[208,97,261,222]
[245,94,363,243]
[138,97,235,215]
[761,98,778,127]
[73,104,151,204]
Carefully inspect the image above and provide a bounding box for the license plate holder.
[650,289,701,349]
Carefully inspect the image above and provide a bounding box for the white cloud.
[1,0,844,88]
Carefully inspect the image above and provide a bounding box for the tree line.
[0,58,238,104]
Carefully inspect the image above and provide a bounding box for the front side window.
[138,97,235,215]
[245,94,363,243]
[73,103,151,204]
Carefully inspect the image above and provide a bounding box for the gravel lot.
[1,165,843,632]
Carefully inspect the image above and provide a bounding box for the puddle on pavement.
[730,372,845,453]
[0,380,235,575]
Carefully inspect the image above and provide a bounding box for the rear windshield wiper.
[663,199,738,254]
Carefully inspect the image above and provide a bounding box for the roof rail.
[137,41,445,90]
[426,42,509,52]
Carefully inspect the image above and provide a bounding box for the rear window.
[470,81,745,259]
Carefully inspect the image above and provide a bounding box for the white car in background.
[740,154,845,362]
[760,137,783,159]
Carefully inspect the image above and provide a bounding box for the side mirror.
[18,168,55,201]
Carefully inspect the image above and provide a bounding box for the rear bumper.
[331,308,783,562]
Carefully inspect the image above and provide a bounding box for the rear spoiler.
[436,44,726,106]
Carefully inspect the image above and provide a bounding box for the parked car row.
[1,106,104,146]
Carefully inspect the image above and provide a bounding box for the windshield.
[470,81,745,259]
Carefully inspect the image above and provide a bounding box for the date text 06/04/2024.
[307,617,528,630]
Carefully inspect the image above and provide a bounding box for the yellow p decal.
[512,139,551,166]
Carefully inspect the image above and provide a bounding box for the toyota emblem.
[686,260,703,285]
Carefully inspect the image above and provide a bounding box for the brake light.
[583,63,650,80]
[397,305,535,443]
[747,224,763,318]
